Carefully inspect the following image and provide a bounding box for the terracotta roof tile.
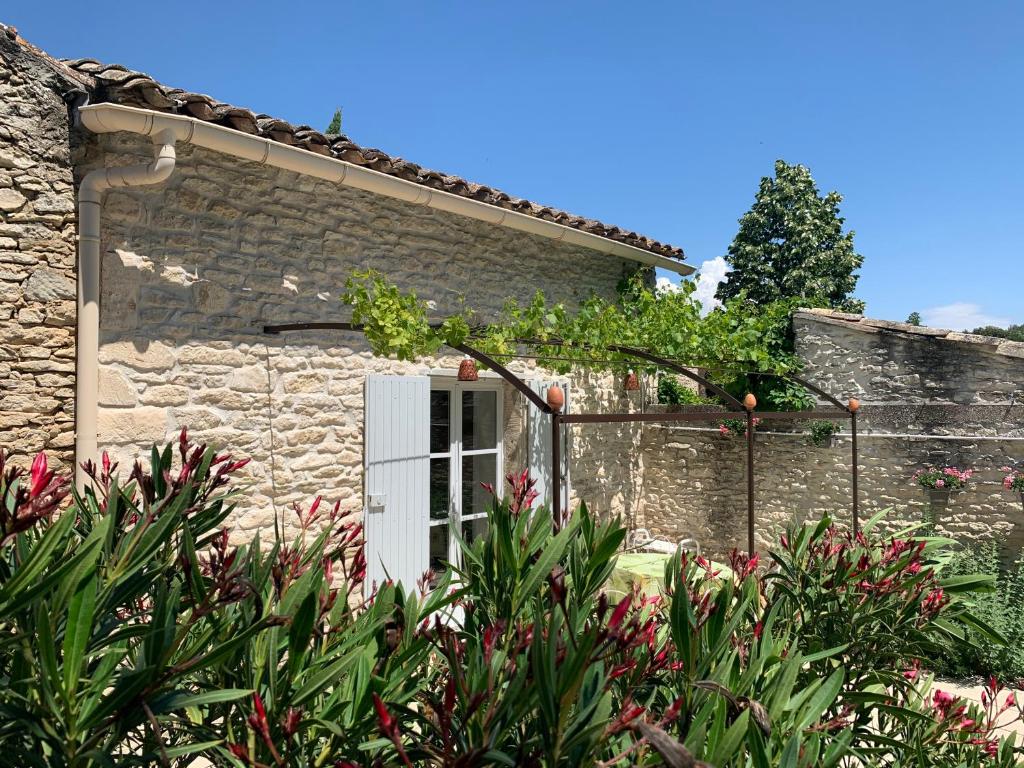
[60,56,686,263]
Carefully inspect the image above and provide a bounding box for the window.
[428,381,502,578]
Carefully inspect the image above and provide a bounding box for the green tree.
[907,311,922,326]
[716,159,864,311]
[973,323,1024,341]
[325,107,342,135]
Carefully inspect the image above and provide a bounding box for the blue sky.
[10,2,1022,328]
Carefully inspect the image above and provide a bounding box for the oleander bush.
[0,438,1021,766]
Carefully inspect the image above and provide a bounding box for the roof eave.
[80,103,693,275]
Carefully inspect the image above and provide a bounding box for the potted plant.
[912,466,974,524]
[807,419,842,447]
[1001,466,1024,510]
[718,416,760,438]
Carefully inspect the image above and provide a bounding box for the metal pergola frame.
[264,321,861,554]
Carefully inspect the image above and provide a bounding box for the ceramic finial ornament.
[546,385,565,412]
[457,357,478,381]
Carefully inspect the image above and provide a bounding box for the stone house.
[4,28,1023,583]
[0,28,691,587]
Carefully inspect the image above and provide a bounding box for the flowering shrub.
[0,435,443,766]
[719,416,761,437]
[1002,466,1024,493]
[0,440,1017,765]
[914,465,975,491]
[875,675,1023,766]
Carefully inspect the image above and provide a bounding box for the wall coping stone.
[794,308,1024,358]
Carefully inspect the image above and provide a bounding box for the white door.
[364,375,430,593]
[428,380,503,581]
[528,380,571,513]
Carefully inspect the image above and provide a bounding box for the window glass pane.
[429,524,450,577]
[462,517,487,547]
[430,458,450,521]
[462,390,498,450]
[430,390,450,454]
[462,453,497,517]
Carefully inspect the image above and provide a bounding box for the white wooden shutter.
[527,380,571,513]
[364,375,430,594]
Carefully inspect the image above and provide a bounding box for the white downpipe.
[75,128,178,490]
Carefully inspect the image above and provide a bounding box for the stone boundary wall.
[639,312,1024,558]
[0,32,83,471]
[640,414,1024,560]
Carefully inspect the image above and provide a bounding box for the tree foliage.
[973,324,1024,342]
[907,312,922,326]
[716,160,864,312]
[326,108,342,135]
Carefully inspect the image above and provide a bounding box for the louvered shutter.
[527,380,571,513]
[364,375,430,594]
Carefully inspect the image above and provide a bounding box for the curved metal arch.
[500,336,746,411]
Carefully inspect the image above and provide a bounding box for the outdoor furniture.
[626,528,701,556]
[607,551,731,598]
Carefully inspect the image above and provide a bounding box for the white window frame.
[429,378,504,570]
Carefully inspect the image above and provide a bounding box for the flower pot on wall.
[924,488,955,533]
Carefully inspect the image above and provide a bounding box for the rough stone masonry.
[0,30,83,471]
[83,131,646,539]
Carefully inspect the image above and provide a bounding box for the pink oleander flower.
[1003,468,1024,492]
[935,479,945,488]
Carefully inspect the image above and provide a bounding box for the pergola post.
[850,398,861,537]
[551,411,561,528]
[744,393,757,556]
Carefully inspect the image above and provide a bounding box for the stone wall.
[0,32,81,470]
[84,132,644,536]
[640,311,1024,559]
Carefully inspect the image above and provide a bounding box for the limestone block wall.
[640,312,1024,559]
[640,417,1024,560]
[0,33,80,469]
[794,310,1024,406]
[85,132,644,536]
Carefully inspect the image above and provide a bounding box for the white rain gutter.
[74,102,691,487]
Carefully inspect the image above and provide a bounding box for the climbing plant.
[341,269,810,402]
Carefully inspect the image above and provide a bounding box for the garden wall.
[0,31,84,471]
[639,310,1024,558]
[84,132,646,537]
